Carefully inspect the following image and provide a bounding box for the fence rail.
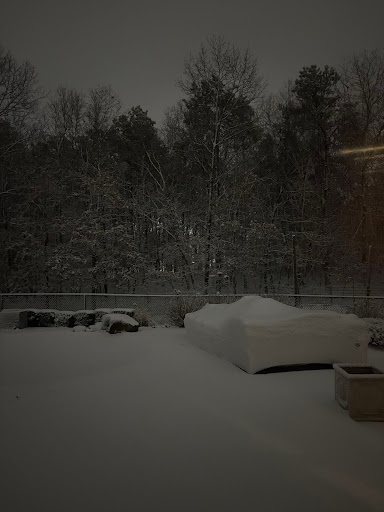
[1,293,384,325]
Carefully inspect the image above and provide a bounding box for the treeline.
[1,37,384,294]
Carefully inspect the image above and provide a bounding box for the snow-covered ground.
[1,327,384,512]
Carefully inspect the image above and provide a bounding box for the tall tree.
[175,36,265,292]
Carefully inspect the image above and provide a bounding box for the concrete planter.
[333,363,384,421]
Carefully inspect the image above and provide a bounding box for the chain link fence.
[1,293,384,325]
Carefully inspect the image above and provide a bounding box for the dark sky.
[1,0,384,125]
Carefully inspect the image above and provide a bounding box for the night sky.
[1,0,384,125]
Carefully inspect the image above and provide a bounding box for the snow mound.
[184,296,370,373]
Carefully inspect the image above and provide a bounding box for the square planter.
[333,363,384,421]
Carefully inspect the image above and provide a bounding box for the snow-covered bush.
[94,309,112,322]
[72,310,95,327]
[169,296,206,327]
[363,318,384,349]
[101,313,139,334]
[109,308,148,326]
[111,308,135,317]
[54,311,75,327]
[27,310,56,327]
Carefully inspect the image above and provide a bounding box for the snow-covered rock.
[184,296,370,374]
[102,313,139,334]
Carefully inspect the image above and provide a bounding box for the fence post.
[292,235,300,307]
[83,294,87,310]
[366,245,372,298]
[365,245,372,310]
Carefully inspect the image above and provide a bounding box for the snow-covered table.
[185,296,370,373]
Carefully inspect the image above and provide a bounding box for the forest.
[1,36,384,295]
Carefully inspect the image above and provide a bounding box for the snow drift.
[184,296,370,373]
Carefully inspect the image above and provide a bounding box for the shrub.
[348,300,384,320]
[133,308,149,327]
[27,310,55,327]
[169,296,206,327]
[94,309,112,322]
[101,313,139,333]
[111,308,135,317]
[54,311,75,327]
[363,318,384,349]
[72,310,96,327]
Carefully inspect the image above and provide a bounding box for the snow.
[88,321,103,332]
[0,327,384,512]
[72,325,87,332]
[185,296,370,373]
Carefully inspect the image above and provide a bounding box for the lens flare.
[339,144,384,155]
